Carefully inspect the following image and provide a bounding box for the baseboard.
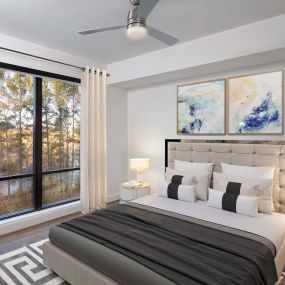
[107,193,120,203]
[0,201,81,236]
[0,193,120,236]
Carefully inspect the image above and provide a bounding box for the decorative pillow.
[208,189,259,217]
[221,163,275,179]
[175,160,213,173]
[174,160,213,187]
[213,172,273,214]
[165,167,209,201]
[159,182,195,202]
[213,172,256,196]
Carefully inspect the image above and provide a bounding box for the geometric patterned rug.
[0,239,284,285]
[0,239,68,285]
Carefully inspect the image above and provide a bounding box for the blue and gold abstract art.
[177,79,225,134]
[228,71,283,134]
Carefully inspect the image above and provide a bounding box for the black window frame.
[0,62,81,220]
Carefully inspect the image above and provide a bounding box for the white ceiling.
[0,0,285,64]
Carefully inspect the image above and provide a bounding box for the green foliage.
[0,181,33,215]
[0,70,5,81]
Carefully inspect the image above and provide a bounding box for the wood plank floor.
[0,212,82,254]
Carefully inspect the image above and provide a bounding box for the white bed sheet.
[131,194,285,252]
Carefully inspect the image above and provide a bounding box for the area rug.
[0,239,68,285]
[0,238,284,285]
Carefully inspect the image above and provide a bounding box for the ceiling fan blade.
[78,26,125,35]
[138,0,159,19]
[147,26,179,46]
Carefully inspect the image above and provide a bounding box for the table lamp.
[129,158,150,185]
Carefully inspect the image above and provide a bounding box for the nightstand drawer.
[120,183,151,202]
[120,188,137,201]
[136,187,150,198]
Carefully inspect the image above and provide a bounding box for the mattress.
[131,194,285,252]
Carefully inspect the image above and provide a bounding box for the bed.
[43,140,285,285]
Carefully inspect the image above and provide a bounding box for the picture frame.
[177,79,226,135]
[227,70,284,135]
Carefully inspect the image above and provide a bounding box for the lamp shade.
[129,158,150,171]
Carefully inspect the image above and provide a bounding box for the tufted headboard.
[166,139,285,213]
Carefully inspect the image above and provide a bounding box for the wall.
[107,86,128,201]
[127,62,285,192]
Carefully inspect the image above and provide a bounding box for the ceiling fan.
[78,0,179,46]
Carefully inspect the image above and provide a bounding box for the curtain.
[80,66,107,212]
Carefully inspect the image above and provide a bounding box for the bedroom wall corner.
[106,86,128,202]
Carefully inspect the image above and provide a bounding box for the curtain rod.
[0,46,110,77]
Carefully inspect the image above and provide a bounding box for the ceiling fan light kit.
[127,6,147,40]
[127,24,147,40]
[78,0,179,46]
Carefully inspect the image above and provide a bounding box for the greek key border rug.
[0,238,284,285]
[0,239,68,285]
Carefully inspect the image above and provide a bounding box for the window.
[0,63,80,219]
[42,78,80,205]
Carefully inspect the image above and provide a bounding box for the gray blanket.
[55,204,277,285]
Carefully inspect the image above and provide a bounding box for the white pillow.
[174,160,213,187]
[208,189,258,217]
[213,172,256,196]
[213,172,273,214]
[165,168,209,201]
[159,182,195,202]
[175,160,213,173]
[221,163,275,179]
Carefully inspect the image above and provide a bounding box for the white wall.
[127,62,285,192]
[107,86,128,201]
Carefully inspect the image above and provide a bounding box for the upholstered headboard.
[166,139,285,213]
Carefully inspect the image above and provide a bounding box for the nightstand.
[120,182,151,203]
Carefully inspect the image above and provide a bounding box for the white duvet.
[131,194,285,251]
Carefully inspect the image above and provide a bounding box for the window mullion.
[33,77,43,210]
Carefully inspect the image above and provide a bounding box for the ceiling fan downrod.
[130,0,141,7]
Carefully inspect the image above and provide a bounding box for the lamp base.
[136,170,144,185]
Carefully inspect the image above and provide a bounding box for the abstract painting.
[177,79,225,135]
[228,71,283,134]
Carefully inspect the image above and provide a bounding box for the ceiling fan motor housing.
[127,8,146,29]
